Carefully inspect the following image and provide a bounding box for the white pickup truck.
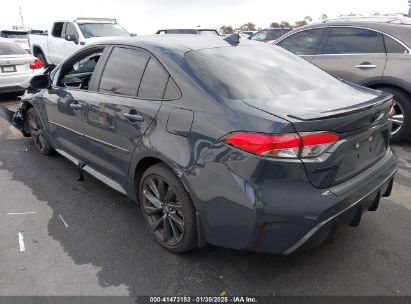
[30,18,131,66]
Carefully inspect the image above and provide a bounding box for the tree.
[304,16,313,22]
[270,22,281,28]
[280,21,291,28]
[241,22,256,31]
[320,13,328,20]
[294,20,307,27]
[220,25,234,34]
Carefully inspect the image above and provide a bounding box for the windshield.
[0,42,27,55]
[78,23,129,38]
[185,44,338,100]
[198,30,219,36]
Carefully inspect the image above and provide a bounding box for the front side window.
[277,28,324,55]
[58,47,104,89]
[384,35,408,54]
[320,27,384,54]
[78,23,129,38]
[99,47,149,96]
[65,23,79,39]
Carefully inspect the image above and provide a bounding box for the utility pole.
[17,0,25,28]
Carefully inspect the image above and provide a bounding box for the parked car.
[274,16,411,141]
[156,28,219,36]
[9,35,396,254]
[30,18,130,67]
[0,38,43,93]
[250,28,292,42]
[0,30,30,53]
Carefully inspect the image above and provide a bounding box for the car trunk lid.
[242,82,394,188]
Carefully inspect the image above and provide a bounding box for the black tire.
[27,107,54,155]
[139,163,197,253]
[378,87,411,142]
[36,51,48,68]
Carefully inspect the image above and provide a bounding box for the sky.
[1,0,409,35]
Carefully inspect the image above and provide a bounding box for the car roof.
[291,21,411,47]
[92,34,257,56]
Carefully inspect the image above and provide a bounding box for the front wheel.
[378,87,411,142]
[139,163,197,253]
[27,107,54,155]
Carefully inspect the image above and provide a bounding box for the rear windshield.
[78,23,129,38]
[198,30,219,36]
[0,42,27,55]
[185,44,338,100]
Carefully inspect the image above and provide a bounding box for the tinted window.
[267,29,284,40]
[277,28,324,55]
[52,22,64,38]
[320,27,384,54]
[0,42,26,55]
[65,23,78,38]
[138,57,169,99]
[163,78,180,99]
[99,47,149,96]
[384,35,408,54]
[251,31,268,41]
[185,44,337,100]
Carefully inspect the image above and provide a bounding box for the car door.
[61,22,80,59]
[48,22,66,64]
[275,27,327,62]
[310,27,387,84]
[44,46,107,159]
[81,46,169,185]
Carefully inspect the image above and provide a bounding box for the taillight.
[30,59,43,70]
[224,132,339,159]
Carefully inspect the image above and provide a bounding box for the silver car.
[274,16,411,141]
[0,38,43,93]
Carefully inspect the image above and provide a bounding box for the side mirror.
[30,74,51,90]
[130,33,137,37]
[64,34,79,44]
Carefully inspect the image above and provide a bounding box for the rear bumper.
[187,145,397,254]
[282,168,396,254]
[0,70,43,92]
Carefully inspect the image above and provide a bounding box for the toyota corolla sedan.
[8,35,396,254]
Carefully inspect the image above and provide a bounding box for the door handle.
[355,64,377,69]
[123,112,144,122]
[69,103,83,110]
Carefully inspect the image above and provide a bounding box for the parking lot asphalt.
[0,93,410,296]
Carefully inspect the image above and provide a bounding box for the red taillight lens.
[30,59,43,70]
[224,132,339,158]
[225,133,301,158]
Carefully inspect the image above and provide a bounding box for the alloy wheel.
[142,175,185,246]
[28,111,47,152]
[391,99,405,136]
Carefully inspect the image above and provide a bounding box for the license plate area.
[1,65,17,73]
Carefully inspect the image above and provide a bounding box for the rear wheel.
[27,108,54,155]
[139,163,197,253]
[378,87,411,142]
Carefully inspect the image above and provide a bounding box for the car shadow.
[0,123,410,296]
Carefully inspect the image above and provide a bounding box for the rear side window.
[0,42,26,55]
[277,28,324,55]
[52,22,64,38]
[99,47,149,96]
[384,35,408,54]
[267,30,283,40]
[138,57,169,99]
[163,78,180,99]
[320,27,384,54]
